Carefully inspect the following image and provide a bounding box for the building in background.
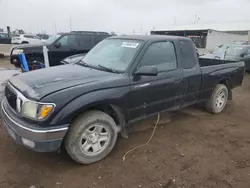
[151,21,250,50]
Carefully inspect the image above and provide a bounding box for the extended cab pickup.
[1,35,245,164]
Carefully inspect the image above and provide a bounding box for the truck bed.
[199,58,240,67]
[198,58,245,102]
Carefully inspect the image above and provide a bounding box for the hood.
[9,64,124,100]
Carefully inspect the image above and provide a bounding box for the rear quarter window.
[180,40,197,69]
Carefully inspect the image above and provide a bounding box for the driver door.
[128,41,184,121]
[48,35,74,66]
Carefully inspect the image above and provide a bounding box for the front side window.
[56,35,70,46]
[139,41,177,72]
[73,35,91,48]
[81,39,143,72]
[46,35,60,44]
[0,33,8,38]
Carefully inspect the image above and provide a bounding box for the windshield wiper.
[78,60,91,67]
[98,64,119,73]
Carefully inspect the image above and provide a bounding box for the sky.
[0,0,250,34]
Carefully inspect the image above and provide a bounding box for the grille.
[5,85,17,110]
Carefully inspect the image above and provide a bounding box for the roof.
[154,21,250,32]
[70,31,110,35]
[56,31,110,35]
[110,35,189,41]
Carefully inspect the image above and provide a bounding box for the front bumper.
[1,98,69,152]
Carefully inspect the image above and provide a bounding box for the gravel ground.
[0,59,250,188]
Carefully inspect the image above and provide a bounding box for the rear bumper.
[1,98,69,152]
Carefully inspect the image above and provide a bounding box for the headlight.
[12,49,23,55]
[21,101,55,120]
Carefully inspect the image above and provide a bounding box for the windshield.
[45,35,60,44]
[225,46,244,56]
[81,39,144,72]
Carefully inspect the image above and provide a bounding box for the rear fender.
[219,79,232,100]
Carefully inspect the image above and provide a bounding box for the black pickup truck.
[1,35,245,164]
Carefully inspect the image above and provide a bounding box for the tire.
[206,84,228,114]
[65,110,118,164]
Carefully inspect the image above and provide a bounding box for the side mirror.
[240,53,245,57]
[135,66,158,76]
[54,42,61,48]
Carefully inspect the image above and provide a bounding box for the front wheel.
[65,110,118,164]
[206,84,228,114]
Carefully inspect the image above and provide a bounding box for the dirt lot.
[0,60,250,188]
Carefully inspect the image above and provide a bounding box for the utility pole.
[54,23,57,34]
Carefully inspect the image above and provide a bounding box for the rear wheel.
[206,84,228,114]
[65,110,118,164]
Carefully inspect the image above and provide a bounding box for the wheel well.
[72,104,125,127]
[219,79,232,100]
[88,104,119,124]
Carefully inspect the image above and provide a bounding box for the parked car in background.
[200,44,230,59]
[233,41,250,45]
[0,32,11,44]
[200,44,250,72]
[36,34,50,40]
[2,35,245,164]
[11,34,43,44]
[10,31,110,70]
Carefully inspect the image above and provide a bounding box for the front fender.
[50,87,129,125]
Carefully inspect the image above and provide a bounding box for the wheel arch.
[63,102,127,136]
[218,79,232,100]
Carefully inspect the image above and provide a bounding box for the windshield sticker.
[121,42,139,48]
